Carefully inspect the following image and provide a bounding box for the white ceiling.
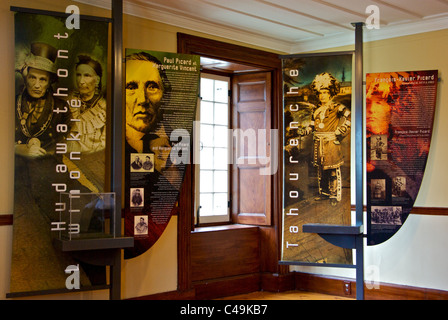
[77,0,448,53]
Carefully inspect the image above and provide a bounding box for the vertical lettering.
[51,221,66,231]
[286,208,299,216]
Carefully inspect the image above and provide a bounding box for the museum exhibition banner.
[366,70,438,245]
[124,49,200,259]
[10,11,109,294]
[281,53,353,265]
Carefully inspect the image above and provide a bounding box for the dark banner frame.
[8,6,116,298]
[280,50,354,266]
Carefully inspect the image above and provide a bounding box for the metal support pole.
[110,0,124,300]
[352,21,365,300]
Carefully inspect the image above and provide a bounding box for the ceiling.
[77,0,448,53]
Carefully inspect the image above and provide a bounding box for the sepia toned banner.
[11,11,109,295]
[281,53,353,265]
[366,70,438,245]
[124,49,200,259]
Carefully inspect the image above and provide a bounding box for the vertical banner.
[281,53,353,265]
[11,12,109,294]
[124,49,200,259]
[366,70,438,245]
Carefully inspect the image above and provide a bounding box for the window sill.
[192,223,258,234]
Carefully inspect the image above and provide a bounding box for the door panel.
[232,72,272,226]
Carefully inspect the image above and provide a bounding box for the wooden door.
[232,72,272,226]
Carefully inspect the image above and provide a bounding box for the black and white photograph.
[370,134,388,160]
[371,179,386,200]
[134,215,149,235]
[130,153,154,172]
[130,188,144,208]
[371,206,403,225]
[392,176,406,198]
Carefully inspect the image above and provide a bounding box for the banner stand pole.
[352,21,365,301]
[110,0,124,301]
[300,22,365,300]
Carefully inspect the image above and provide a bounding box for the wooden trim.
[409,207,448,216]
[177,33,281,70]
[3,205,446,228]
[177,164,193,292]
[177,33,285,295]
[127,271,294,300]
[194,274,260,300]
[129,271,448,300]
[261,272,295,292]
[0,214,13,226]
[350,205,448,216]
[294,272,448,300]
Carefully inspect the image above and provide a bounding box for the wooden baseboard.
[294,272,448,300]
[0,214,13,226]
[261,272,295,292]
[130,272,295,300]
[128,271,448,300]
[350,205,448,216]
[194,273,260,300]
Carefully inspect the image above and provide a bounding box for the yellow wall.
[0,0,279,300]
[1,0,448,299]
[294,28,448,291]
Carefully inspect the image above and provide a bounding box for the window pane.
[213,193,228,215]
[214,171,228,193]
[214,80,228,103]
[200,193,213,216]
[214,125,228,148]
[214,148,228,170]
[201,78,214,101]
[197,74,230,223]
[200,147,214,170]
[201,124,214,147]
[214,103,228,126]
[200,101,214,124]
[200,170,213,193]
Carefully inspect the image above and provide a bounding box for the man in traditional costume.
[307,72,351,205]
[11,43,97,293]
[15,42,70,157]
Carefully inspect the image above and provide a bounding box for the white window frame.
[194,73,231,225]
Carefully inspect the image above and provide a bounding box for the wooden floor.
[218,290,354,300]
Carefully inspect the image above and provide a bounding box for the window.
[195,73,231,224]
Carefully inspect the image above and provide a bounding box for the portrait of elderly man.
[11,42,95,293]
[125,51,177,177]
[306,72,351,205]
[15,42,71,158]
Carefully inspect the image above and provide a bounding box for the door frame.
[176,33,285,293]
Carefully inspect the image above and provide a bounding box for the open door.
[232,72,272,226]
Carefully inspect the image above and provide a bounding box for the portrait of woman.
[68,54,107,153]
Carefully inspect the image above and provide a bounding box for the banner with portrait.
[281,53,353,265]
[124,49,200,259]
[10,11,109,296]
[366,70,438,245]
